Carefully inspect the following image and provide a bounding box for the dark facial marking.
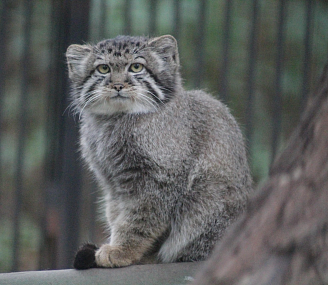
[143,80,163,104]
[84,78,104,101]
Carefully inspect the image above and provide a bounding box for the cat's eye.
[129,63,144,73]
[97,64,110,74]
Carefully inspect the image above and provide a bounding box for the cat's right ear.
[148,35,180,67]
[66,44,92,81]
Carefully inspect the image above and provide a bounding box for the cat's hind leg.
[157,187,235,262]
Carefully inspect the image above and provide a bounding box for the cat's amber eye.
[129,63,144,73]
[96,64,110,74]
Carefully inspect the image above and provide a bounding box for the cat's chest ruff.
[85,116,136,161]
[81,112,190,173]
[81,115,154,173]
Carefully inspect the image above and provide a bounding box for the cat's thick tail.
[73,243,99,270]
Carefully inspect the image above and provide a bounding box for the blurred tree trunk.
[193,64,328,285]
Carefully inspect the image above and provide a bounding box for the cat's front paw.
[74,243,99,270]
[95,244,135,268]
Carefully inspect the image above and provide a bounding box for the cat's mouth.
[86,89,155,115]
[110,94,129,100]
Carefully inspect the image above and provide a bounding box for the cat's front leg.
[94,232,160,268]
[95,197,169,268]
[74,243,138,269]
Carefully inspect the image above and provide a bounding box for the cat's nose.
[113,83,124,91]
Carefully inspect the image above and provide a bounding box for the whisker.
[79,93,103,120]
[158,86,174,94]
[144,90,165,105]
[134,92,159,111]
[62,101,76,116]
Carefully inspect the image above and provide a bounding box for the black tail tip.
[73,243,99,270]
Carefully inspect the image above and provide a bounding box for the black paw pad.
[73,243,99,270]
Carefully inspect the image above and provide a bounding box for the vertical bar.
[38,0,64,270]
[56,0,77,268]
[301,0,314,111]
[124,0,132,35]
[271,0,286,163]
[56,0,90,269]
[0,0,9,193]
[173,0,181,42]
[149,0,157,36]
[245,0,259,148]
[11,0,33,272]
[194,0,207,88]
[220,0,233,102]
[99,0,107,39]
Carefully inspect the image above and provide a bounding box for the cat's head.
[66,35,180,116]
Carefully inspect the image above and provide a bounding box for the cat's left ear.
[66,44,92,82]
[148,35,180,66]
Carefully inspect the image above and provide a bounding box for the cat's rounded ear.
[148,35,180,66]
[66,44,92,81]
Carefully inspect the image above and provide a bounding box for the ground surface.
[0,262,202,285]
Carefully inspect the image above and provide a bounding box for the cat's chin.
[87,100,157,116]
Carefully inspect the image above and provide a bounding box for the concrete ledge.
[0,262,202,285]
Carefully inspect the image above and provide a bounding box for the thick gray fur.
[66,35,252,268]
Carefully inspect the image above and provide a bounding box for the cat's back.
[185,89,244,144]
[184,89,251,191]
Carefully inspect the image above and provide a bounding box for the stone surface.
[0,262,202,285]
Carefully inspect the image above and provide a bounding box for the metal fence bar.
[56,0,90,269]
[99,0,107,39]
[149,0,158,36]
[38,0,67,270]
[301,0,314,110]
[245,0,259,148]
[173,0,181,42]
[11,0,33,272]
[124,0,132,35]
[56,0,79,267]
[0,0,9,193]
[220,0,233,102]
[194,0,207,89]
[271,0,286,163]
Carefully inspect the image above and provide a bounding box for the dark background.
[0,0,327,272]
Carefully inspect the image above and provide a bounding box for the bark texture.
[193,64,328,285]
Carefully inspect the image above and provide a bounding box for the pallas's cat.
[66,35,252,269]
